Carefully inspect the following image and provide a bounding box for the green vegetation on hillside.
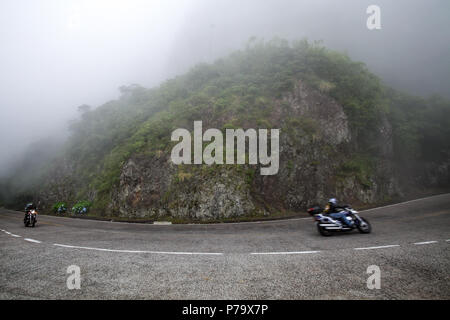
[69,39,389,202]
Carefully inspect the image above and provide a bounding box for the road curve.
[1,193,449,299]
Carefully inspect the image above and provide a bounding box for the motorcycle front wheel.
[357,218,371,234]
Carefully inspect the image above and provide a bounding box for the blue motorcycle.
[307,205,371,236]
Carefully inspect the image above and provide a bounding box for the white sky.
[0,0,192,168]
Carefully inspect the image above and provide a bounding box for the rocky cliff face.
[109,154,255,220]
[103,80,399,221]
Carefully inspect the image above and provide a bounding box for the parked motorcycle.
[24,209,37,227]
[307,205,371,236]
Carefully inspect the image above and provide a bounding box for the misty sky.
[1,0,449,177]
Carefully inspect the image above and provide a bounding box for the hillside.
[2,39,450,221]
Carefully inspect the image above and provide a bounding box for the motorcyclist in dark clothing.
[24,202,37,223]
[25,203,36,212]
[324,198,352,227]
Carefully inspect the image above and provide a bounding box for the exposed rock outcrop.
[105,81,398,220]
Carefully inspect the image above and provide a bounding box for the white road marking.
[414,241,438,245]
[360,193,450,214]
[24,238,41,243]
[354,244,400,250]
[153,221,172,225]
[0,220,448,257]
[53,243,223,255]
[250,250,320,255]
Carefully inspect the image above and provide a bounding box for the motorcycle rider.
[324,198,352,227]
[24,202,37,222]
[25,202,36,212]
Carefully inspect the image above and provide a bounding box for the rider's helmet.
[328,198,337,205]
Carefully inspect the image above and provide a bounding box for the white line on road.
[354,245,400,250]
[251,250,320,255]
[24,238,41,243]
[414,241,438,245]
[360,193,450,213]
[10,234,21,237]
[53,243,223,255]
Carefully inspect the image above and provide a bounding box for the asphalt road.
[1,194,449,299]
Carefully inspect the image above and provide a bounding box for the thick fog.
[1,0,449,177]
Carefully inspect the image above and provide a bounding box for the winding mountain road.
[1,194,449,299]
